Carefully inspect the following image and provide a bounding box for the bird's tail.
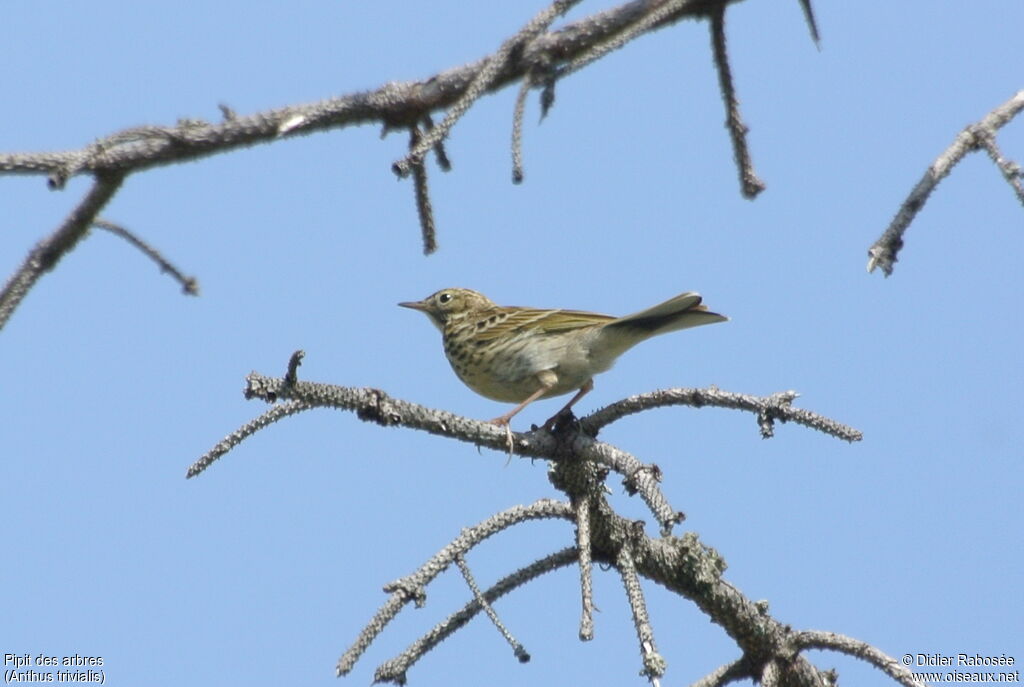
[603,292,727,345]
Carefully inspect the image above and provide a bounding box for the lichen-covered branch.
[190,360,894,686]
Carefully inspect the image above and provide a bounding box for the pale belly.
[446,328,614,402]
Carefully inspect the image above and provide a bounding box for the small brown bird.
[399,288,727,428]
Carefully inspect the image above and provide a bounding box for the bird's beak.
[398,300,427,311]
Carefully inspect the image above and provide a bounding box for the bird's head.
[399,288,496,330]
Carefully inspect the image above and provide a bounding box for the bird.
[399,288,727,429]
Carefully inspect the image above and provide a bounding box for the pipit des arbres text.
[400,288,727,429]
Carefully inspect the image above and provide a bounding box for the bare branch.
[214,375,676,525]
[554,0,688,79]
[0,0,772,293]
[792,631,923,687]
[419,114,451,171]
[0,172,125,332]
[283,349,304,387]
[190,370,858,535]
[574,494,596,641]
[511,74,532,184]
[582,387,863,442]
[797,0,820,46]
[367,548,578,682]
[616,541,667,681]
[455,554,530,663]
[393,0,584,178]
[867,89,1024,276]
[336,500,574,678]
[688,658,752,687]
[569,436,683,535]
[407,126,438,254]
[975,126,1024,204]
[709,5,765,198]
[1,2,741,182]
[94,219,199,295]
[197,365,873,685]
[185,399,315,478]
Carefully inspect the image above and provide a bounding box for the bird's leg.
[488,386,548,427]
[543,378,593,431]
[489,370,558,426]
[489,372,557,455]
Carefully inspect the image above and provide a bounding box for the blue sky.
[2,2,1022,686]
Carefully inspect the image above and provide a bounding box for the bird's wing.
[470,306,615,341]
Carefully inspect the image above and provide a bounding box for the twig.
[420,114,451,171]
[284,350,304,387]
[408,126,438,254]
[1,3,737,184]
[688,659,752,687]
[797,0,820,46]
[709,5,765,198]
[392,0,583,178]
[0,172,125,331]
[867,89,1024,276]
[336,501,573,677]
[454,554,530,662]
[94,219,199,295]
[191,371,860,536]
[574,494,596,641]
[185,400,315,478]
[792,631,923,687]
[616,541,666,682]
[511,74,532,184]
[553,0,687,80]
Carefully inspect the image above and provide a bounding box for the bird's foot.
[488,416,515,460]
[542,407,579,433]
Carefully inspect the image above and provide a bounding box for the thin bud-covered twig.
[367,547,578,682]
[94,219,199,295]
[455,554,529,662]
[512,74,532,184]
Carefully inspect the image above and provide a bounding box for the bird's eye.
[438,292,452,304]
